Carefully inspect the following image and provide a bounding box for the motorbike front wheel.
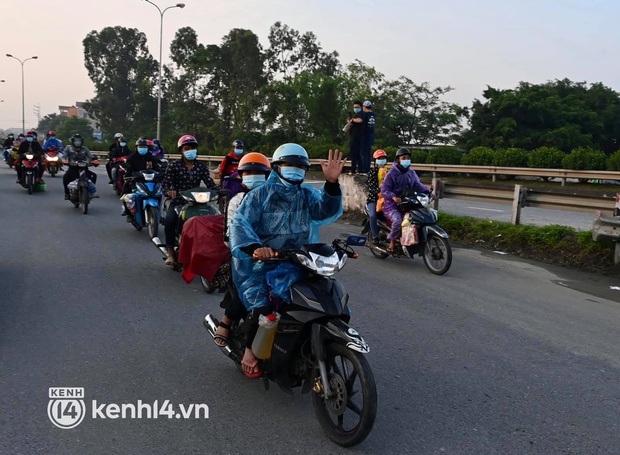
[146,205,159,239]
[80,186,89,214]
[422,234,452,275]
[312,342,377,447]
[26,174,33,194]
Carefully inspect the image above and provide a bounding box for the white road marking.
[467,207,504,212]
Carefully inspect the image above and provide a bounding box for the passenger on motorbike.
[229,144,345,378]
[2,133,14,161]
[42,130,64,152]
[218,139,244,186]
[16,131,45,184]
[120,138,162,217]
[151,138,166,160]
[162,134,219,266]
[62,133,99,199]
[366,149,389,244]
[213,152,272,348]
[380,147,431,254]
[107,134,130,184]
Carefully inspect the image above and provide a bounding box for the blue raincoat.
[230,171,343,311]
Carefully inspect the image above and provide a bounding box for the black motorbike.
[66,161,97,214]
[204,236,377,447]
[362,191,452,275]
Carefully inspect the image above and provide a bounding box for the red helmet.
[48,130,56,137]
[373,149,387,159]
[177,134,198,151]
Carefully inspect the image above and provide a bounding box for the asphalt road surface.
[1,163,619,455]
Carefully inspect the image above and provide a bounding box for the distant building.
[59,101,102,140]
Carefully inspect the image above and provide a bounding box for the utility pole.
[33,104,40,126]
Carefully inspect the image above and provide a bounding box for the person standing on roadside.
[346,101,365,175]
[361,100,376,173]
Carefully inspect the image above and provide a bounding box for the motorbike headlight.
[47,156,59,161]
[309,251,340,276]
[418,195,430,207]
[192,192,211,203]
[25,154,34,160]
[143,172,155,182]
[294,253,316,272]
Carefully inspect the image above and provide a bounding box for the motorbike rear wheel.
[366,228,389,259]
[312,342,377,447]
[422,234,452,275]
[80,186,89,214]
[200,276,217,294]
[146,205,159,239]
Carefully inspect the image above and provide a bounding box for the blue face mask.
[376,159,387,166]
[353,107,361,114]
[399,159,411,168]
[120,142,127,147]
[279,166,305,183]
[234,148,244,156]
[183,149,197,161]
[242,174,266,190]
[27,137,34,142]
[137,147,148,155]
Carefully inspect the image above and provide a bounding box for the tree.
[462,79,620,153]
[55,117,94,143]
[82,26,158,137]
[37,114,64,134]
[378,77,466,145]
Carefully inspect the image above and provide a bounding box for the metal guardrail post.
[511,184,527,225]
[615,193,620,217]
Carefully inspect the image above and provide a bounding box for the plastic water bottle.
[251,313,281,359]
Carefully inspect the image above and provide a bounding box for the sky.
[1,0,618,131]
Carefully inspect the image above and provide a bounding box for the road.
[1,163,619,455]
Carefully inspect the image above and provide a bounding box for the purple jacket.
[380,165,429,213]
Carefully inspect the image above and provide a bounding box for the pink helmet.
[177,134,198,151]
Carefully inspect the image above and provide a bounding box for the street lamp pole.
[6,54,38,134]
[143,1,185,140]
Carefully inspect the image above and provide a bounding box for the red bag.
[178,214,232,284]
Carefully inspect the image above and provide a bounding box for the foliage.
[562,147,607,170]
[82,26,158,138]
[461,147,495,166]
[493,148,529,167]
[427,146,462,165]
[408,149,427,164]
[528,146,565,169]
[606,150,620,171]
[462,79,620,153]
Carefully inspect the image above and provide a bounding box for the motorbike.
[5,147,17,169]
[111,156,128,195]
[44,147,62,177]
[123,169,164,238]
[66,161,98,214]
[152,187,225,270]
[18,153,43,194]
[362,191,453,275]
[204,235,377,447]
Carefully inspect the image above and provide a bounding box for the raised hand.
[320,149,346,183]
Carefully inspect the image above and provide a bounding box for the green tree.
[82,26,158,137]
[462,79,620,153]
[55,117,94,143]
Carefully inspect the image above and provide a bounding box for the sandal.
[241,355,262,379]
[213,321,231,347]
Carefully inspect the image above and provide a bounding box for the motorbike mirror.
[345,235,366,247]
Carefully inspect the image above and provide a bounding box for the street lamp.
[6,54,38,134]
[143,0,185,140]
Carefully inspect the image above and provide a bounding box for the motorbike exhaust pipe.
[203,314,235,359]
[151,236,168,256]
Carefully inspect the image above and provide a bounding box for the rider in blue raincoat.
[229,144,346,378]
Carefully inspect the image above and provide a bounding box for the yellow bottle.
[252,313,281,359]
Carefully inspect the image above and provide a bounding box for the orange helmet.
[238,152,271,176]
[373,149,387,159]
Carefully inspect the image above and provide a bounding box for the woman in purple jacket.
[380,148,430,253]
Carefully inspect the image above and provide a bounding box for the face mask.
[27,137,34,142]
[242,174,266,190]
[376,159,387,166]
[120,142,127,147]
[183,149,197,161]
[399,159,411,168]
[137,147,148,155]
[234,148,244,156]
[353,107,361,114]
[74,141,82,147]
[280,167,305,183]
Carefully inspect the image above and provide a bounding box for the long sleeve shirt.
[381,165,429,213]
[162,159,219,198]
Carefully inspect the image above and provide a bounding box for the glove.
[92,160,100,166]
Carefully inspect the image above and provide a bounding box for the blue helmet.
[271,143,310,170]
